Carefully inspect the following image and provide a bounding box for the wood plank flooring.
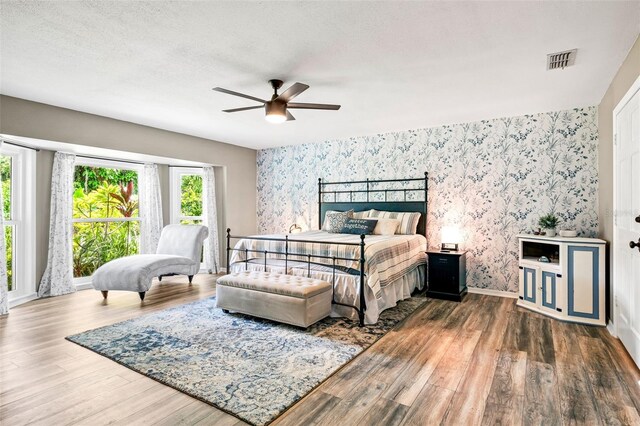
[1,275,639,425]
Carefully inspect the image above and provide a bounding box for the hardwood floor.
[1,275,639,425]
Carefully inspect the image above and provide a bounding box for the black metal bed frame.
[226,173,428,326]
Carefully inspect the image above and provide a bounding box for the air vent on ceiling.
[547,49,577,70]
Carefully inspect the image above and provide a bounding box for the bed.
[226,174,429,325]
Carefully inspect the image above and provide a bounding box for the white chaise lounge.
[92,224,208,300]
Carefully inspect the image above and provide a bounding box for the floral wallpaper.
[256,107,599,293]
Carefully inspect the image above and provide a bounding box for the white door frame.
[613,75,640,339]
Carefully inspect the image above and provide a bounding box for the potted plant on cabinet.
[538,214,560,237]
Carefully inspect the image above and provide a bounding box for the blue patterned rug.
[67,296,427,425]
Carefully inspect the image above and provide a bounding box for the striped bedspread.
[229,230,427,299]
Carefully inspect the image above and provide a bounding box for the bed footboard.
[226,229,368,326]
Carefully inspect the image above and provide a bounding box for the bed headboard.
[318,173,428,238]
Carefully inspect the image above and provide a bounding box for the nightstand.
[426,250,467,301]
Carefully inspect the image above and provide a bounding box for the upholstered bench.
[216,271,332,328]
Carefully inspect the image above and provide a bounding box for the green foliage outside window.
[73,166,140,278]
[1,156,12,291]
[181,174,203,217]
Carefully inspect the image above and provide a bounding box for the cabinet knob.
[636,215,640,223]
[630,239,640,252]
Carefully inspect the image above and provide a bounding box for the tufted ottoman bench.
[215,271,332,328]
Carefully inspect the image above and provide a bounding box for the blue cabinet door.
[567,246,600,320]
[523,267,536,303]
[541,271,557,310]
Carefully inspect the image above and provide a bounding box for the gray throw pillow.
[338,218,378,235]
[323,210,354,232]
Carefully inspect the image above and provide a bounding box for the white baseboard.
[76,282,94,291]
[607,320,617,337]
[467,287,518,299]
[9,292,38,308]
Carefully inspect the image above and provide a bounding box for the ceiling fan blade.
[276,82,309,103]
[222,105,264,113]
[212,87,266,104]
[286,111,296,121]
[287,102,341,110]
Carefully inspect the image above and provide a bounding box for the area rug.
[66,296,427,425]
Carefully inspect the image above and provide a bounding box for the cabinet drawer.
[430,254,455,266]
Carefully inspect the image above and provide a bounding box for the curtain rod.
[74,153,208,168]
[75,154,150,166]
[2,140,41,152]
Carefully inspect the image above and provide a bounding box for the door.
[614,77,640,369]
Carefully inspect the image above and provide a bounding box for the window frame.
[169,167,204,225]
[1,144,36,307]
[73,157,143,287]
[170,167,206,270]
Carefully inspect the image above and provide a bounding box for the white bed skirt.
[228,261,425,324]
[326,265,425,324]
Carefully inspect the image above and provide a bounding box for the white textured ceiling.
[1,1,639,150]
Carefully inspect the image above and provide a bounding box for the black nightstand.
[426,250,467,301]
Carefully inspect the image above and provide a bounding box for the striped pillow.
[353,210,372,219]
[368,210,421,235]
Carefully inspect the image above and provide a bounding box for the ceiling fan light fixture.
[214,80,340,123]
[264,101,287,124]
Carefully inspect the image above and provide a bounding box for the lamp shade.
[441,226,461,244]
[265,101,287,124]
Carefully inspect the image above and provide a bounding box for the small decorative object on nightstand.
[426,250,467,301]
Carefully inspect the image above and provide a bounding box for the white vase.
[546,228,556,237]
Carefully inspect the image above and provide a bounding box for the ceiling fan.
[213,79,341,124]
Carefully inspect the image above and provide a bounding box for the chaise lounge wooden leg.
[101,290,108,299]
[188,275,194,284]
[158,275,163,282]
[222,309,230,313]
[139,292,146,301]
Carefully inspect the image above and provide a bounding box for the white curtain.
[0,141,8,314]
[202,166,219,273]
[139,164,163,254]
[39,152,76,297]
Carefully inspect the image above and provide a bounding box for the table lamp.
[441,226,461,252]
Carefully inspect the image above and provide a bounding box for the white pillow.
[373,218,400,235]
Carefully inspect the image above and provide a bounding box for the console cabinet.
[517,234,606,326]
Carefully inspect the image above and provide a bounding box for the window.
[2,155,14,291]
[73,159,141,279]
[170,168,203,225]
[170,167,204,265]
[1,143,36,303]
